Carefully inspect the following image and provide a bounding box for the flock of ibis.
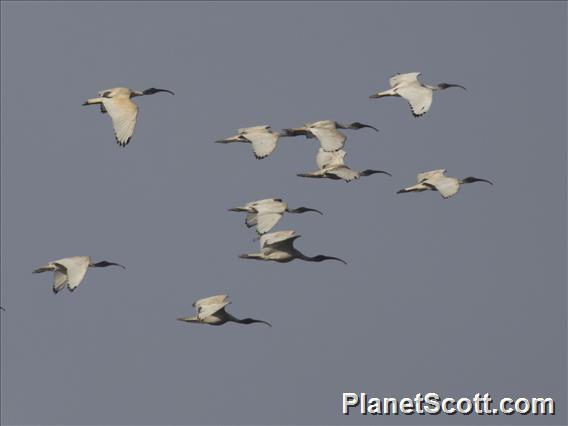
[19,72,494,327]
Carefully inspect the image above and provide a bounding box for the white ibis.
[297,148,391,183]
[282,120,378,152]
[370,72,466,117]
[177,294,271,327]
[33,256,125,293]
[239,230,347,264]
[229,198,323,235]
[215,125,284,159]
[397,169,493,199]
[82,87,174,146]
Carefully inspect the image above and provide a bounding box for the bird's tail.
[296,172,320,178]
[396,188,412,194]
[239,253,262,260]
[82,97,104,106]
[369,90,396,99]
[176,316,199,323]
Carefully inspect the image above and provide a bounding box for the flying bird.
[177,294,271,327]
[397,169,493,199]
[229,198,323,235]
[215,125,285,159]
[370,72,466,117]
[297,148,391,183]
[240,230,347,264]
[82,86,174,146]
[33,256,125,293]
[282,120,378,152]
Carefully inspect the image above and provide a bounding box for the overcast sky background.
[1,2,566,425]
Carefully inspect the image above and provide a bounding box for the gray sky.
[0,2,566,425]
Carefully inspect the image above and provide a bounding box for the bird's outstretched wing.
[426,176,460,199]
[260,230,299,250]
[52,266,68,294]
[248,198,281,208]
[194,294,231,320]
[245,212,258,228]
[244,131,279,159]
[244,199,285,229]
[254,212,284,235]
[102,98,139,146]
[395,85,433,117]
[238,125,271,133]
[389,72,421,88]
[325,165,360,182]
[417,169,446,183]
[54,256,90,291]
[309,127,346,152]
[316,148,346,169]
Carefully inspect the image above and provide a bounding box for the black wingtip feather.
[115,135,131,147]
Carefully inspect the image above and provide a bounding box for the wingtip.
[115,136,131,147]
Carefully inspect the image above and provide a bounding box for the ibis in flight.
[240,230,347,264]
[297,148,391,183]
[82,86,174,146]
[177,294,271,327]
[215,125,284,159]
[33,256,125,293]
[282,120,378,152]
[229,198,323,235]
[370,72,466,117]
[397,169,493,199]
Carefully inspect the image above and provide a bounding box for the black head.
[349,122,379,132]
[438,83,466,91]
[360,169,392,177]
[142,88,175,96]
[461,176,493,185]
[240,318,272,327]
[312,255,347,265]
[290,207,323,215]
[91,260,126,269]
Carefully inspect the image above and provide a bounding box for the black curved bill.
[463,177,494,185]
[93,261,126,269]
[143,88,175,96]
[323,256,348,265]
[352,122,379,132]
[445,83,466,90]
